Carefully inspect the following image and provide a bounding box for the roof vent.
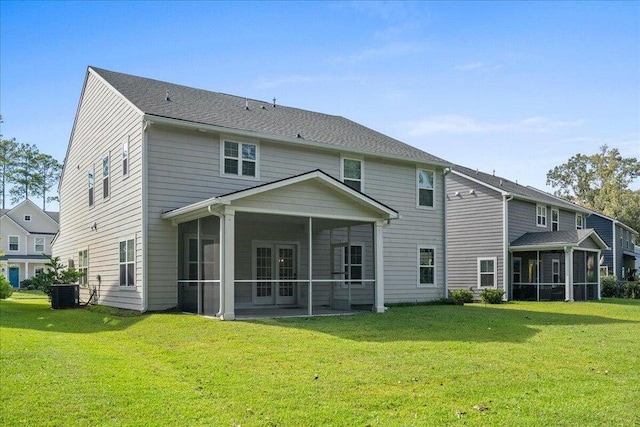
[297,133,302,138]
[165,90,170,101]
[476,169,479,175]
[500,179,503,186]
[493,170,495,176]
[273,97,277,108]
[261,105,266,109]
[245,99,249,110]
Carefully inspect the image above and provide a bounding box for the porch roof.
[622,250,640,259]
[510,229,609,251]
[161,169,399,224]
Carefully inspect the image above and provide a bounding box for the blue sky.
[1,1,638,209]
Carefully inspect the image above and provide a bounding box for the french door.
[253,243,297,305]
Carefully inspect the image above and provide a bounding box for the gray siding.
[586,214,614,274]
[446,173,504,293]
[53,71,144,310]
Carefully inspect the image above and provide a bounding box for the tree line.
[1,137,62,211]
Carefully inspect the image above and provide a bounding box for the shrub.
[600,275,618,298]
[0,275,13,299]
[480,288,505,304]
[622,282,640,299]
[449,289,474,304]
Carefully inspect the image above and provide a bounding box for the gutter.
[443,167,451,298]
[141,119,150,313]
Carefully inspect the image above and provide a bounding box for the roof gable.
[89,66,448,166]
[1,199,59,233]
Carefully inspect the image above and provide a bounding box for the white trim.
[220,138,260,181]
[416,168,436,209]
[478,257,498,288]
[417,245,437,288]
[536,204,547,228]
[8,235,19,252]
[340,155,364,192]
[551,208,559,231]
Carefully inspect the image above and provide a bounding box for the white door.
[276,244,297,305]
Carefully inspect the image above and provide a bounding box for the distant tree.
[8,143,41,205]
[32,153,62,210]
[0,138,19,209]
[547,145,640,231]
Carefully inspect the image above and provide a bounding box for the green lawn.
[1,293,639,426]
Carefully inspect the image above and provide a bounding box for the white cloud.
[402,114,584,136]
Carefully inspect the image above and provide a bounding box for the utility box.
[51,284,80,309]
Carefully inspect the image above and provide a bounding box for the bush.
[0,275,13,299]
[480,288,505,304]
[622,282,640,299]
[449,289,474,304]
[600,275,618,298]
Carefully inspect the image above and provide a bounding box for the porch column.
[564,247,574,302]
[25,262,29,280]
[374,221,385,313]
[308,217,313,316]
[221,209,236,320]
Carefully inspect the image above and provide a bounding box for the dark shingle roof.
[510,229,600,248]
[90,67,448,165]
[452,164,591,213]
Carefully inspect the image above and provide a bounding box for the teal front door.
[8,267,19,288]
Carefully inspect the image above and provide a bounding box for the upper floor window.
[342,157,362,192]
[88,168,94,207]
[24,215,31,222]
[417,169,435,208]
[34,237,44,253]
[575,213,584,230]
[222,140,257,178]
[551,208,559,231]
[478,257,497,288]
[536,204,547,227]
[102,156,110,199]
[418,246,436,287]
[122,138,129,177]
[8,236,19,251]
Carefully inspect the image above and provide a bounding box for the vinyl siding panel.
[53,71,144,310]
[586,215,615,275]
[446,174,504,294]
[508,199,544,242]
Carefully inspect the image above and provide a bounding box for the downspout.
[612,222,617,280]
[443,167,451,298]
[141,119,150,313]
[503,195,513,301]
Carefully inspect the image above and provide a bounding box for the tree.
[547,145,640,231]
[32,153,62,210]
[0,138,19,209]
[8,143,41,205]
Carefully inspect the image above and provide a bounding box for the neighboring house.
[446,165,608,302]
[0,199,59,288]
[585,212,639,281]
[53,66,450,319]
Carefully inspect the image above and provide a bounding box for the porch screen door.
[276,245,296,305]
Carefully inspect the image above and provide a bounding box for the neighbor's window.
[575,213,584,230]
[24,215,31,222]
[35,268,44,276]
[418,247,435,286]
[222,141,257,178]
[343,245,363,288]
[119,239,135,287]
[122,138,129,177]
[78,249,88,286]
[478,257,496,288]
[512,257,522,283]
[342,158,362,191]
[8,236,19,251]
[552,259,561,283]
[536,204,547,227]
[34,237,45,253]
[417,169,435,208]
[551,208,559,231]
[88,168,94,206]
[102,155,110,199]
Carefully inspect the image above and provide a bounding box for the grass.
[1,293,639,426]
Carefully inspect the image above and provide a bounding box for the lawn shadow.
[247,303,640,344]
[0,297,148,334]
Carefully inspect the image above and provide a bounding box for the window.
[418,247,435,286]
[536,205,547,227]
[552,259,561,283]
[122,138,129,177]
[575,213,584,230]
[342,157,362,191]
[88,168,94,206]
[102,156,110,199]
[35,268,44,277]
[78,249,88,286]
[417,169,435,208]
[343,245,363,288]
[8,236,18,251]
[24,215,31,221]
[551,208,559,231]
[512,257,522,283]
[34,237,45,253]
[119,239,135,287]
[478,257,497,288]
[222,140,257,178]
[600,266,609,277]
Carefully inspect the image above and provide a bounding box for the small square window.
[24,215,31,221]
